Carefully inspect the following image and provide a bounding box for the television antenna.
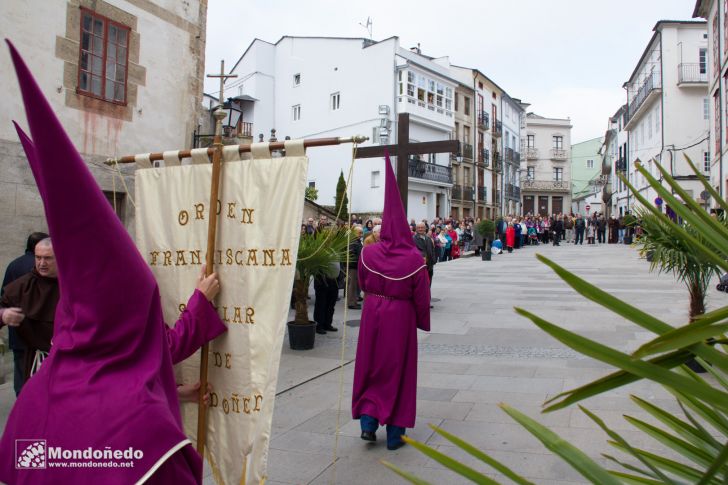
[359,17,373,40]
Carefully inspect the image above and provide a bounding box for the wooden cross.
[356,113,459,213]
[207,59,238,106]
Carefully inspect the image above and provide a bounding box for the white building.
[603,105,631,217]
[621,20,709,213]
[521,114,573,216]
[0,0,207,270]
[227,36,458,221]
[694,1,728,210]
[501,94,524,216]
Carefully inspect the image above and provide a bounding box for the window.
[552,136,563,149]
[704,152,711,173]
[724,0,728,56]
[704,98,710,120]
[527,166,535,179]
[308,181,316,188]
[699,48,708,74]
[586,159,594,169]
[371,170,380,188]
[714,14,720,73]
[78,8,130,103]
[330,92,340,110]
[464,96,470,116]
[292,104,301,121]
[647,113,652,138]
[454,94,459,111]
[527,134,535,148]
[553,167,563,181]
[293,73,301,86]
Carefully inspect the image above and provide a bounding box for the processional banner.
[135,147,308,484]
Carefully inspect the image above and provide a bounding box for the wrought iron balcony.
[463,186,474,201]
[520,179,570,192]
[526,147,538,160]
[479,148,490,167]
[493,120,502,137]
[505,183,520,199]
[550,148,568,161]
[452,185,462,200]
[496,189,501,203]
[678,63,708,85]
[477,186,487,202]
[494,157,502,173]
[513,152,520,163]
[408,157,453,184]
[625,73,661,125]
[463,143,473,160]
[504,147,514,162]
[478,111,490,130]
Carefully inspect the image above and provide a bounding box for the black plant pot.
[623,236,633,245]
[287,321,316,350]
[482,250,491,261]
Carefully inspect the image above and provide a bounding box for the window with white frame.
[527,166,535,179]
[293,73,301,86]
[527,134,535,148]
[704,98,710,120]
[586,159,594,169]
[398,70,453,114]
[553,167,563,181]
[704,151,711,173]
[552,136,563,149]
[292,104,301,121]
[371,170,380,188]
[700,48,708,74]
[308,180,316,188]
[330,92,340,111]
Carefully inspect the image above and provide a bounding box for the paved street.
[1,243,721,483]
[262,242,722,485]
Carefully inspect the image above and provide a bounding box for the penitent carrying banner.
[135,143,308,484]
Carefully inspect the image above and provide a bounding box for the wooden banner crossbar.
[104,136,368,165]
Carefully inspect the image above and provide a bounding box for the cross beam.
[355,113,459,213]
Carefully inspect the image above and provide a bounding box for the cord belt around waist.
[367,292,405,301]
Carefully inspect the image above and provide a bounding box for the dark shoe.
[360,431,376,442]
[357,296,363,301]
[323,325,338,332]
[386,425,406,450]
[348,304,362,310]
[316,327,327,334]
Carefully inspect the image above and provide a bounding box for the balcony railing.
[479,148,490,167]
[239,121,253,137]
[625,73,661,124]
[494,157,502,173]
[678,63,708,85]
[477,186,487,202]
[505,184,521,200]
[493,120,503,137]
[550,148,568,160]
[463,186,474,201]
[463,143,473,160]
[504,147,514,162]
[408,157,453,184]
[478,111,490,130]
[452,185,462,200]
[520,179,570,192]
[526,147,538,160]
[615,159,627,172]
[496,189,501,203]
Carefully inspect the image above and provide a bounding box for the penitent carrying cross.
[355,113,460,214]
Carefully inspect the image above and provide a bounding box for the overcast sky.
[205,0,698,144]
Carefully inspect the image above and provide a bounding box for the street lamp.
[221,98,242,136]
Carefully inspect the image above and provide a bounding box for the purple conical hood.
[380,151,416,250]
[360,152,426,278]
[1,40,194,483]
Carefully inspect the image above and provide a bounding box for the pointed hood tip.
[380,151,414,249]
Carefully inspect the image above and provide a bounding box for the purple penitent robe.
[352,151,431,430]
[352,252,430,428]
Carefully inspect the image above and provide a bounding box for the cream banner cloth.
[135,154,308,484]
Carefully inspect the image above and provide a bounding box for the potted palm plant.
[475,219,496,261]
[288,227,350,350]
